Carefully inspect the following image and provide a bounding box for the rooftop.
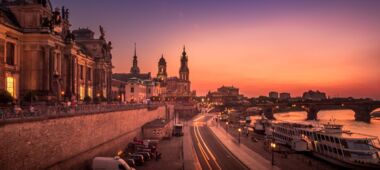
[143,119,169,128]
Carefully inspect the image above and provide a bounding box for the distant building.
[124,78,147,103]
[162,47,193,100]
[218,86,239,96]
[302,90,327,101]
[112,46,194,102]
[206,86,242,104]
[269,91,279,99]
[279,92,291,100]
[111,79,125,102]
[112,44,151,82]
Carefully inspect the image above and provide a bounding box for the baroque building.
[163,46,193,100]
[0,0,113,103]
[112,45,194,103]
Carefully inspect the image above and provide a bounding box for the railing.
[0,103,164,122]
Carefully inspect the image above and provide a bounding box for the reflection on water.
[251,109,380,138]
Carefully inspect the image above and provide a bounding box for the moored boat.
[272,121,380,168]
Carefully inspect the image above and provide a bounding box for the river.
[251,109,380,138]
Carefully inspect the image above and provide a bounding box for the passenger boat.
[272,121,380,168]
[253,115,272,135]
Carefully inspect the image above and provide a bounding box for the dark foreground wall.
[0,106,171,170]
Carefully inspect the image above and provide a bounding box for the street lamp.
[225,122,229,133]
[270,142,276,165]
[238,128,242,144]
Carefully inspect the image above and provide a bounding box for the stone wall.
[0,106,172,170]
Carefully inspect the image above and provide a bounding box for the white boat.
[253,115,272,135]
[272,121,380,168]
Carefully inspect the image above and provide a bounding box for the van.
[92,157,135,170]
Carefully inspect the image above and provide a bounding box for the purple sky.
[53,0,380,99]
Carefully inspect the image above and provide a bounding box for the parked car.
[130,154,144,165]
[125,159,136,168]
[92,157,135,170]
[136,151,151,160]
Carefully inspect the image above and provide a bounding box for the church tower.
[157,54,167,81]
[179,46,189,81]
[130,43,140,75]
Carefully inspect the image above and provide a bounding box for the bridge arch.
[303,104,379,123]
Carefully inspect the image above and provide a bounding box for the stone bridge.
[256,101,380,123]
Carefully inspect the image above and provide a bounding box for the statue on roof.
[108,41,112,50]
[99,25,105,39]
[37,0,47,7]
[61,6,69,20]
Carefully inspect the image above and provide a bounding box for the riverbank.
[215,119,340,170]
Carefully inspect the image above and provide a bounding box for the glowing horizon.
[55,0,380,99]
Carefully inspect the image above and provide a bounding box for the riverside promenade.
[206,116,280,170]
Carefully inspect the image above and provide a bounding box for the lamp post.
[238,128,242,144]
[270,141,276,165]
[61,91,65,102]
[225,122,229,133]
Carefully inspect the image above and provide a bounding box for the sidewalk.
[207,118,280,170]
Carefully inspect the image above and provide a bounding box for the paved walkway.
[207,117,280,170]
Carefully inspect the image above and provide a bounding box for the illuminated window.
[6,77,14,97]
[87,87,92,98]
[80,86,85,100]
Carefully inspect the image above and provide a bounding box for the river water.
[251,109,380,138]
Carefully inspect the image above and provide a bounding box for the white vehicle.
[253,114,272,135]
[92,157,135,170]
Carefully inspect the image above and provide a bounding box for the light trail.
[193,116,222,170]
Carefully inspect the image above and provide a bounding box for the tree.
[84,95,92,104]
[0,90,14,105]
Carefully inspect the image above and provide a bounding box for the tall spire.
[182,45,187,56]
[134,42,137,57]
[180,45,189,81]
[130,43,140,75]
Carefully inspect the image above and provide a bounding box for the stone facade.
[0,106,172,169]
[0,1,113,103]
[112,46,195,102]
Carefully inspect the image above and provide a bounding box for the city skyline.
[55,0,380,99]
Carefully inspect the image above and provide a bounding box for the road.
[190,115,249,170]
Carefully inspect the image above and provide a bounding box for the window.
[79,86,85,100]
[131,87,134,93]
[6,42,15,65]
[88,87,92,98]
[6,77,14,97]
[80,65,84,80]
[87,67,92,81]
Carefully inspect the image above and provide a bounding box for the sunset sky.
[55,0,380,99]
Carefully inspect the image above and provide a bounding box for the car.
[125,159,136,168]
[130,154,144,165]
[92,157,135,170]
[136,151,151,160]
